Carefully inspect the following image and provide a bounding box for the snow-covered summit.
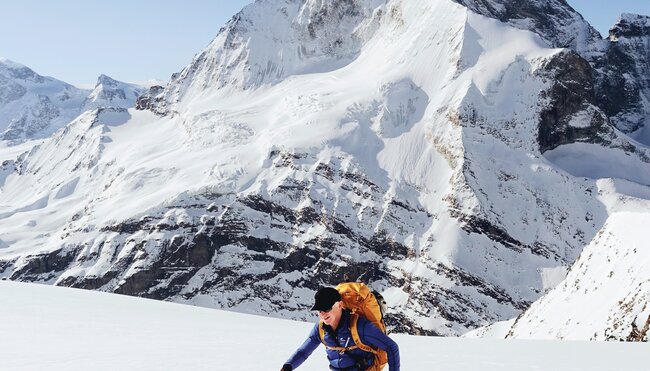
[609,13,650,40]
[148,0,605,116]
[0,57,24,69]
[82,74,145,111]
[447,2,650,145]
[150,0,389,114]
[0,58,89,142]
[0,57,43,80]
[0,59,145,143]
[452,0,602,50]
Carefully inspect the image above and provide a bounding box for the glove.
[281,364,293,371]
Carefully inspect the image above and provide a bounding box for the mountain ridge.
[0,58,144,143]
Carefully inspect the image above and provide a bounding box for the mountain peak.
[149,0,388,114]
[0,57,26,69]
[0,59,89,142]
[96,74,120,87]
[82,75,145,111]
[0,61,145,143]
[609,13,650,40]
[453,0,601,50]
[151,0,605,116]
[0,57,43,82]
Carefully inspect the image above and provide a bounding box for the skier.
[280,286,400,371]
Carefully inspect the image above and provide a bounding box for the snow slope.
[466,179,650,341]
[1,280,647,371]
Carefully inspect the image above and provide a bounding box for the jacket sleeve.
[284,323,322,369]
[359,320,400,371]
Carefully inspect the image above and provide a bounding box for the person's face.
[318,301,341,326]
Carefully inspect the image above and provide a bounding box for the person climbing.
[280,285,400,371]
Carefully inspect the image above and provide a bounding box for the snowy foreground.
[1,281,646,371]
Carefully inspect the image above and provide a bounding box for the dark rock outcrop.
[9,248,80,282]
[591,14,650,137]
[535,50,613,152]
[135,85,165,112]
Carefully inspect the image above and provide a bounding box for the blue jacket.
[285,310,400,370]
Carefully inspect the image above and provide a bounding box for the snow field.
[0,281,647,371]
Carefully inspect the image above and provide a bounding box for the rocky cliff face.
[591,14,650,142]
[1,0,649,339]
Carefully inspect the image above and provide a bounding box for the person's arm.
[281,323,322,370]
[359,321,400,371]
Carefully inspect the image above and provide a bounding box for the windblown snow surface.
[0,281,646,371]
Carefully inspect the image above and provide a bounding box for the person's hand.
[280,364,293,371]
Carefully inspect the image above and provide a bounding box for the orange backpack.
[317,282,388,371]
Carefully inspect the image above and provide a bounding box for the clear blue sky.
[0,0,648,86]
[0,0,251,85]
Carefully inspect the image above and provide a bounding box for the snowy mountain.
[0,0,649,340]
[82,74,146,111]
[0,58,145,143]
[0,58,89,142]
[453,1,650,146]
[452,0,602,50]
[2,280,648,371]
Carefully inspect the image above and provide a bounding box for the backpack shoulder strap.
[318,321,325,343]
[350,314,389,370]
[349,313,379,355]
[318,320,360,353]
